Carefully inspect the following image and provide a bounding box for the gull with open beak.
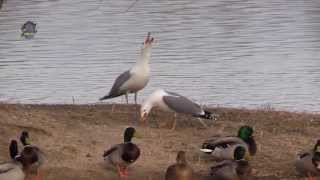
[99,32,154,108]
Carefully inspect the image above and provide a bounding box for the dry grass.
[0,103,319,180]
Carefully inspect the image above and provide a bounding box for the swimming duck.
[103,127,140,177]
[200,126,256,161]
[294,140,320,180]
[0,140,39,180]
[21,21,37,38]
[165,151,194,180]
[19,131,43,180]
[210,159,252,180]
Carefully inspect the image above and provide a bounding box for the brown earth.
[0,103,319,180]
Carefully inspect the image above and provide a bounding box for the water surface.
[0,0,319,112]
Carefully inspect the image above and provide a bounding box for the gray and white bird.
[99,32,154,105]
[140,89,214,130]
[209,159,253,180]
[0,140,39,180]
[294,140,320,180]
[200,126,257,162]
[103,127,141,177]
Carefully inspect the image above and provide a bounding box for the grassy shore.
[0,103,319,180]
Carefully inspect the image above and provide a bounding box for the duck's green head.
[238,126,254,140]
[234,146,246,160]
[124,127,140,143]
[20,131,31,146]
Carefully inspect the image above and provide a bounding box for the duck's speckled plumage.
[165,151,193,180]
[0,161,25,180]
[210,160,252,180]
[294,140,320,178]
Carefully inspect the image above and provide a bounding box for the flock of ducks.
[0,31,318,180]
[1,127,320,180]
[0,131,43,180]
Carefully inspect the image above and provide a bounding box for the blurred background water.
[0,0,319,112]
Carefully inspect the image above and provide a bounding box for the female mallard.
[200,126,256,161]
[19,131,43,180]
[210,159,252,180]
[165,151,194,180]
[103,127,140,177]
[294,140,320,180]
[0,140,39,180]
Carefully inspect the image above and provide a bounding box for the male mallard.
[294,140,320,180]
[21,21,37,38]
[19,131,43,180]
[103,127,140,177]
[210,159,252,180]
[165,151,194,180]
[200,126,256,161]
[0,140,39,180]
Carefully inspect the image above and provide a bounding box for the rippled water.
[0,0,319,112]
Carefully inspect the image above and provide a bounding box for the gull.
[140,89,215,129]
[99,32,154,107]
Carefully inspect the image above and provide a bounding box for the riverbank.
[0,103,319,179]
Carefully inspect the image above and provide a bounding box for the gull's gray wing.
[100,70,131,100]
[162,91,203,115]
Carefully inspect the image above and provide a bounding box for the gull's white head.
[143,32,154,49]
[140,101,153,123]
[140,89,165,123]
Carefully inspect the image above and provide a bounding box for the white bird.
[99,32,154,106]
[140,89,215,130]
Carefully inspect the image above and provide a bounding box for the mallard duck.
[210,159,252,180]
[165,151,193,180]
[0,140,39,180]
[200,126,256,161]
[294,140,320,180]
[21,21,37,38]
[103,127,140,177]
[19,131,43,180]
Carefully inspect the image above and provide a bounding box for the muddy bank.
[0,104,319,179]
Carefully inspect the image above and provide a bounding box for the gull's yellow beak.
[140,112,148,123]
[244,152,251,161]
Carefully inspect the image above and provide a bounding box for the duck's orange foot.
[117,165,128,177]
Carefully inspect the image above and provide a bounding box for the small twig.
[124,0,139,13]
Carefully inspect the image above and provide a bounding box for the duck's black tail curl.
[198,110,217,120]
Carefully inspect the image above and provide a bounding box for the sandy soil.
[0,103,319,180]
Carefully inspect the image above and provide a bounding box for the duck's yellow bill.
[134,132,142,138]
